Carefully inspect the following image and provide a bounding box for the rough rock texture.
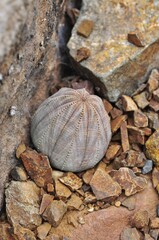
[146,130,159,166]
[0,0,61,211]
[68,0,159,101]
[5,181,42,230]
[120,227,141,240]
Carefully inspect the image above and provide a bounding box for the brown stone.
[146,130,159,166]
[134,110,148,128]
[75,47,90,62]
[146,111,159,130]
[132,84,147,96]
[111,115,127,133]
[120,121,129,152]
[149,98,159,112]
[82,168,95,184]
[84,192,96,203]
[13,225,36,240]
[144,234,154,240]
[152,168,159,188]
[150,218,159,229]
[37,222,51,240]
[90,167,121,200]
[16,143,26,159]
[59,172,83,191]
[102,99,113,113]
[105,143,121,161]
[43,200,67,227]
[0,223,16,240]
[67,194,83,210]
[10,166,28,181]
[77,19,94,38]
[127,32,144,47]
[47,183,54,193]
[110,107,123,119]
[149,229,159,240]
[40,194,54,215]
[147,69,159,93]
[5,181,42,230]
[133,91,149,109]
[21,148,53,188]
[121,196,136,211]
[55,180,72,200]
[131,210,149,228]
[127,125,145,145]
[52,170,64,181]
[121,95,138,112]
[142,127,152,136]
[67,215,78,228]
[110,167,147,196]
[153,87,159,101]
[120,227,141,240]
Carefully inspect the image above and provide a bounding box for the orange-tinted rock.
[110,107,123,119]
[75,47,90,62]
[16,143,26,159]
[103,99,113,113]
[40,194,54,215]
[43,200,67,227]
[77,19,94,37]
[47,183,54,193]
[67,194,83,210]
[37,222,51,240]
[134,110,148,128]
[84,192,96,203]
[146,111,159,130]
[131,210,149,229]
[105,143,121,161]
[110,167,147,196]
[13,225,36,240]
[153,87,159,101]
[0,223,16,240]
[10,166,28,181]
[120,121,129,152]
[82,168,95,184]
[111,115,127,133]
[121,95,138,112]
[59,172,83,191]
[133,91,149,109]
[55,180,72,200]
[149,98,159,112]
[146,130,159,166]
[90,167,121,200]
[21,149,53,188]
[147,69,159,93]
[150,218,159,229]
[120,227,141,240]
[127,125,145,145]
[144,233,154,240]
[142,127,152,136]
[127,32,144,47]
[152,168,159,188]
[121,196,136,211]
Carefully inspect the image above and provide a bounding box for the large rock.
[68,0,159,101]
[146,130,159,166]
[5,181,42,230]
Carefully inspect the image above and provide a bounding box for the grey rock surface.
[68,0,159,101]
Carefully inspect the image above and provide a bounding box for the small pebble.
[9,106,17,116]
[77,216,85,225]
[115,201,121,207]
[142,160,153,174]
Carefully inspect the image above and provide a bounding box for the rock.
[142,128,152,136]
[67,194,83,210]
[127,32,145,47]
[47,183,54,193]
[105,143,121,162]
[144,234,154,240]
[40,194,54,215]
[153,88,159,101]
[75,47,91,62]
[131,210,149,229]
[121,95,138,112]
[68,1,159,102]
[150,229,159,240]
[37,222,52,240]
[147,69,159,93]
[10,166,28,181]
[134,110,148,128]
[16,143,26,159]
[146,111,159,130]
[77,19,94,38]
[67,215,78,228]
[127,125,145,145]
[84,192,96,203]
[121,196,136,211]
[111,115,127,133]
[120,121,129,152]
[5,181,42,230]
[102,99,113,113]
[90,167,121,200]
[59,172,83,191]
[110,167,147,196]
[149,99,159,112]
[0,222,16,240]
[146,130,159,166]
[133,91,149,109]
[120,227,141,240]
[21,148,53,188]
[13,225,36,240]
[52,170,64,181]
[150,218,159,229]
[43,200,67,227]
[82,168,95,184]
[152,168,159,188]
[142,160,153,174]
[55,180,72,200]
[110,107,123,119]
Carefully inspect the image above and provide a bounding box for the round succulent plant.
[31,87,111,172]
